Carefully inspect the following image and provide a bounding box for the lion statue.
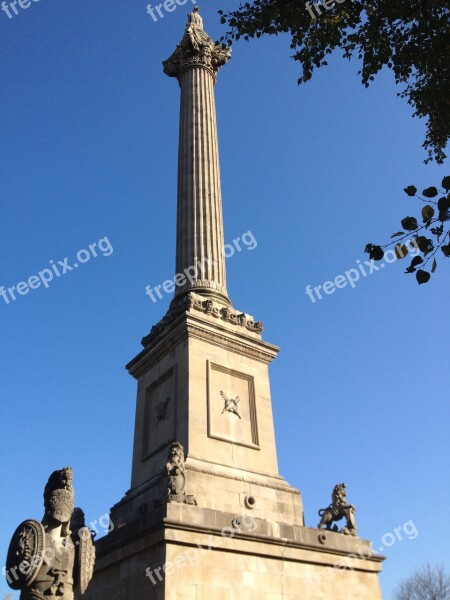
[318,483,357,536]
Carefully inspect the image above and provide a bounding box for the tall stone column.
[163,7,231,305]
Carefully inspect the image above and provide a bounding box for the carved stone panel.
[142,367,176,460]
[207,361,259,449]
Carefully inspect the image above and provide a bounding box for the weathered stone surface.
[124,309,287,508]
[76,7,385,599]
[80,503,384,600]
[141,292,263,348]
[318,483,358,536]
[163,7,231,79]
[162,8,231,305]
[6,468,95,600]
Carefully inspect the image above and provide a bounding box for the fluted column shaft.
[174,65,229,304]
[163,8,231,304]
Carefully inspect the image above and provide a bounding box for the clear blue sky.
[1,2,448,598]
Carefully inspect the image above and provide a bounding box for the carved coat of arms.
[221,391,241,419]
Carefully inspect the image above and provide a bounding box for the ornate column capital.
[163,6,231,79]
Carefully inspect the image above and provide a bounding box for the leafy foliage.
[394,563,450,600]
[365,176,450,283]
[219,0,450,163]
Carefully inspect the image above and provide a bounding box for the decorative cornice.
[185,324,277,364]
[141,292,264,349]
[126,307,278,379]
[140,296,189,348]
[127,319,188,379]
[187,294,263,334]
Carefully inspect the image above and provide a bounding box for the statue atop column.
[5,467,95,599]
[185,5,208,52]
[163,5,231,78]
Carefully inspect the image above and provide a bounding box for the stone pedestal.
[82,502,383,600]
[79,299,383,600]
[110,292,302,528]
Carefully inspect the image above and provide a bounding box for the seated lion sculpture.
[318,483,357,536]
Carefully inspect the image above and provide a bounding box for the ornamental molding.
[187,294,264,335]
[127,294,277,379]
[141,292,264,350]
[185,324,277,364]
[128,320,277,379]
[185,463,301,496]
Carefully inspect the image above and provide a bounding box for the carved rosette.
[163,7,231,79]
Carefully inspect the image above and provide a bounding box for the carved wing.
[220,391,229,412]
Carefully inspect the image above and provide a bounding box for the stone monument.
[75,7,385,599]
[5,467,95,600]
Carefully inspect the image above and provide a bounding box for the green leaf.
[390,231,405,238]
[422,186,438,198]
[441,244,450,257]
[431,258,437,273]
[401,216,419,231]
[416,270,431,285]
[442,176,450,191]
[410,256,423,268]
[404,186,417,197]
